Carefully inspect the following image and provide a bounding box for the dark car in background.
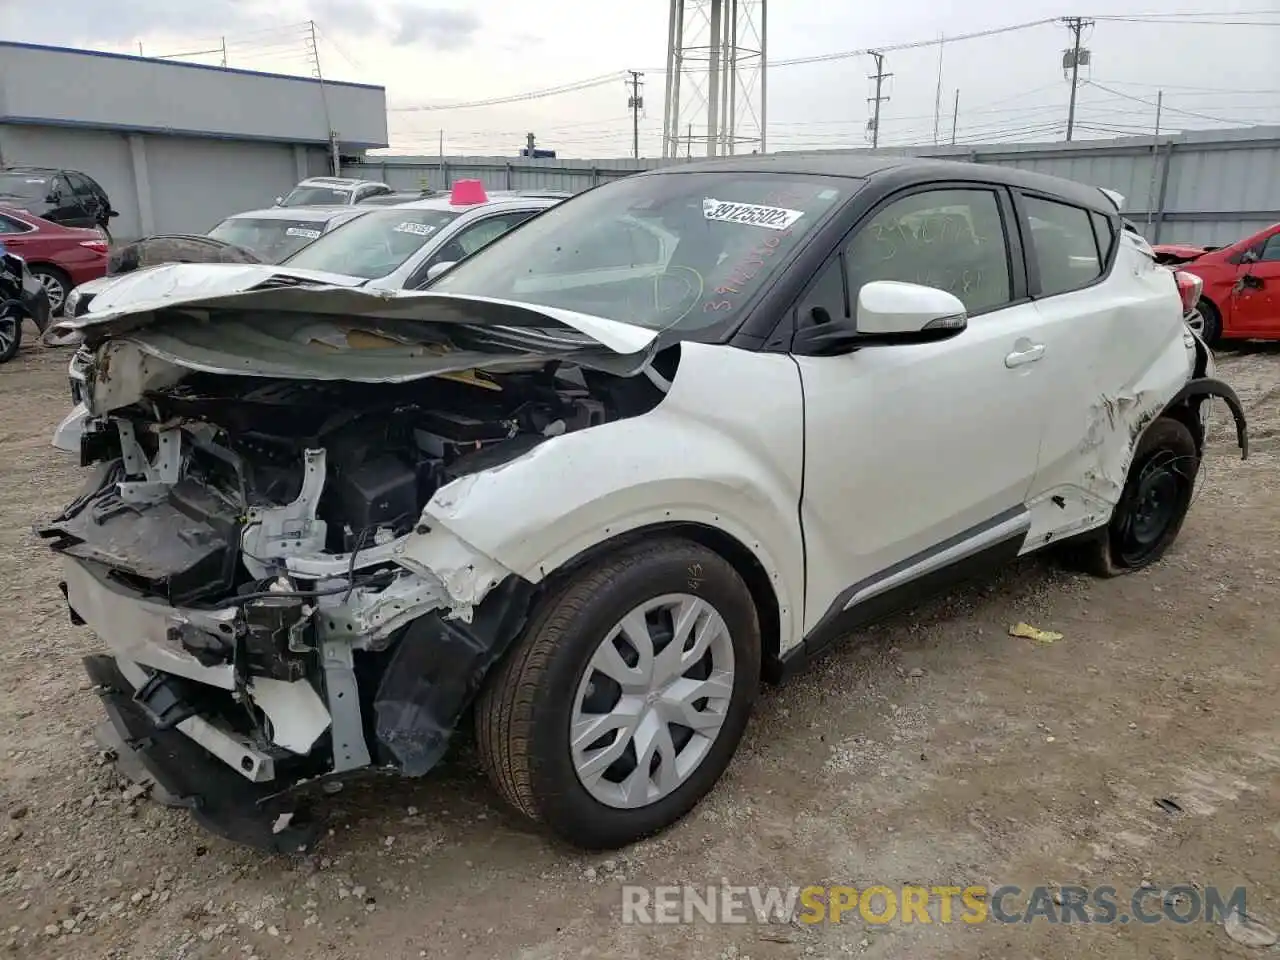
[0,166,118,235]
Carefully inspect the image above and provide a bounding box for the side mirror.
[425,261,457,283]
[274,196,284,206]
[45,193,59,204]
[792,280,968,356]
[1241,248,1260,265]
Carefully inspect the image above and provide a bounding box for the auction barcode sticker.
[703,198,804,231]
[285,227,322,239]
[393,222,437,236]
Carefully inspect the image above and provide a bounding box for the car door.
[1229,230,1280,335]
[66,173,102,226]
[43,175,85,225]
[793,184,1050,636]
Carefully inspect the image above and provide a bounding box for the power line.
[1085,80,1260,126]
[389,72,625,112]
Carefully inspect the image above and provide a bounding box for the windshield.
[207,217,330,264]
[281,186,351,206]
[283,207,463,279]
[0,172,50,200]
[429,172,849,332]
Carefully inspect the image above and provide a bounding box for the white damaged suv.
[42,156,1247,853]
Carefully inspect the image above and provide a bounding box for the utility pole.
[686,123,693,159]
[305,20,338,175]
[220,36,227,67]
[626,70,645,159]
[867,51,892,150]
[932,34,945,145]
[1062,16,1093,142]
[951,89,960,145]
[1145,90,1164,230]
[526,132,537,157]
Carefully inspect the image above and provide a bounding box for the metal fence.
[347,124,1280,245]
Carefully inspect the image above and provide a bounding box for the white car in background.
[60,205,370,321]
[42,156,1247,856]
[276,176,394,207]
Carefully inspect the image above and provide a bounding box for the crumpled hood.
[50,262,658,355]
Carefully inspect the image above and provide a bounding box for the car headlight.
[64,287,82,315]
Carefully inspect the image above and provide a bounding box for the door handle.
[1005,343,1045,368]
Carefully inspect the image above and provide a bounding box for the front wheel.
[1064,417,1199,577]
[475,537,761,850]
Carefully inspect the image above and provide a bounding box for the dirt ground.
[1,335,1278,960]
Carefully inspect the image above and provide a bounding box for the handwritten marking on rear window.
[394,222,437,237]
[703,199,804,231]
[285,227,322,239]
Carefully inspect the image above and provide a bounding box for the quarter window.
[1024,196,1104,296]
[1257,233,1280,263]
[1090,210,1116,264]
[0,215,30,234]
[843,188,1012,316]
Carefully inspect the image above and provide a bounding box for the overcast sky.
[2,0,1277,157]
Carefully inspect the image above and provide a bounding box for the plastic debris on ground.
[1009,622,1064,644]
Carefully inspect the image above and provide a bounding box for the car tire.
[475,536,761,850]
[28,265,71,318]
[1193,297,1222,345]
[0,309,21,363]
[1064,417,1199,578]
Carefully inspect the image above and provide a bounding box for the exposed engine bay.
[42,306,673,850]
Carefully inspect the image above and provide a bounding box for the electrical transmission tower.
[626,71,645,159]
[1061,16,1094,142]
[866,50,891,149]
[662,0,768,158]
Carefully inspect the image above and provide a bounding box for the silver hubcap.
[38,273,65,311]
[571,594,736,809]
[1186,308,1204,336]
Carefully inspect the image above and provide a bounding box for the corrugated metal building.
[351,125,1280,245]
[0,42,388,240]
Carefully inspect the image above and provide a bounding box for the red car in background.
[1152,222,1280,344]
[0,206,109,316]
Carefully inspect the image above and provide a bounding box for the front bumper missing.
[84,654,321,853]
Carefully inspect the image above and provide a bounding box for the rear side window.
[1024,196,1103,297]
[1090,211,1116,264]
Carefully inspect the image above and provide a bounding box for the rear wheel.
[29,265,71,318]
[475,537,761,850]
[1064,417,1199,577]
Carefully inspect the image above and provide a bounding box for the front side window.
[429,172,850,333]
[207,217,329,264]
[283,207,464,279]
[844,188,1012,315]
[1024,196,1104,296]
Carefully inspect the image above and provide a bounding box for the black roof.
[636,152,1115,213]
[1,164,60,175]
